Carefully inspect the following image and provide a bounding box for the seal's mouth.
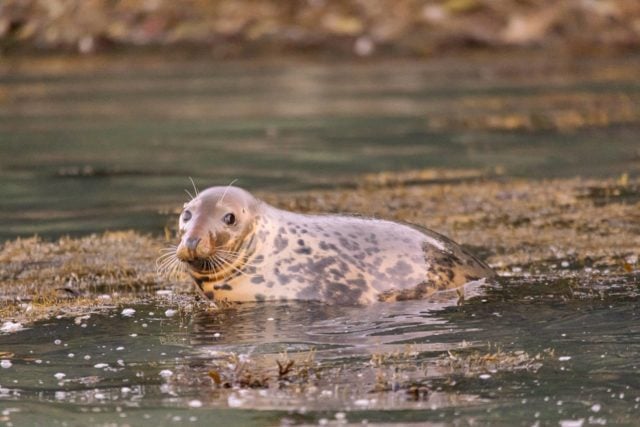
[186,258,208,271]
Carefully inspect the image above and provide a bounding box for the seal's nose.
[185,237,201,251]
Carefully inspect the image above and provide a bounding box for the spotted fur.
[175,186,495,305]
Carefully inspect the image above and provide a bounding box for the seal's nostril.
[185,237,201,251]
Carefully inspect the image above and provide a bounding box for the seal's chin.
[186,258,209,272]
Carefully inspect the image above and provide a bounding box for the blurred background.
[1,0,639,239]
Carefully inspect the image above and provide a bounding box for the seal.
[158,185,494,305]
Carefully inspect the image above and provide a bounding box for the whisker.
[156,256,175,269]
[218,178,238,204]
[203,258,213,272]
[189,176,199,197]
[170,260,187,279]
[213,253,256,278]
[215,251,261,268]
[156,250,188,280]
[158,259,178,275]
[156,252,176,263]
[214,249,258,260]
[185,189,194,200]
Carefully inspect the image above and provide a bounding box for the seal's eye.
[182,210,192,222]
[223,213,236,226]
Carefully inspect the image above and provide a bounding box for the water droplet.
[121,308,136,317]
[159,369,173,378]
[1,321,24,333]
[188,399,203,408]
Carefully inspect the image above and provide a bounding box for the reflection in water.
[190,299,458,352]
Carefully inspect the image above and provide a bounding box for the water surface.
[1,280,639,426]
[1,54,639,239]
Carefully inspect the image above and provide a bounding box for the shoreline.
[1,172,638,328]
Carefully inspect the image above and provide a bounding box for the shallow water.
[1,54,640,239]
[1,54,640,425]
[1,278,640,426]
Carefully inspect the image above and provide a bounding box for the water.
[1,54,640,239]
[1,54,640,425]
[1,281,639,426]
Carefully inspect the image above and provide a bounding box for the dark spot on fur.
[276,273,291,285]
[255,293,266,302]
[204,290,215,299]
[324,281,363,305]
[347,278,367,289]
[214,284,233,291]
[446,269,454,281]
[274,235,288,254]
[251,275,265,284]
[386,259,414,277]
[339,237,360,251]
[329,268,345,279]
[287,264,302,273]
[311,257,336,272]
[295,246,312,255]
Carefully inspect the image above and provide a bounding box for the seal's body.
[165,186,494,305]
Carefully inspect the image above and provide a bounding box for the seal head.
[176,186,259,279]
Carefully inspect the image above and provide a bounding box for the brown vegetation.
[1,173,638,327]
[1,0,639,56]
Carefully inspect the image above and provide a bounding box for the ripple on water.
[0,282,639,425]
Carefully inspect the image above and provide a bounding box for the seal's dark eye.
[223,213,236,225]
[182,210,192,222]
